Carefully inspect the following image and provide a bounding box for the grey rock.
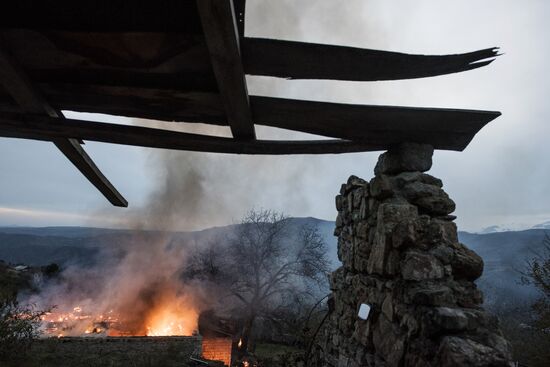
[347,175,368,188]
[382,294,394,321]
[415,194,456,216]
[385,250,401,275]
[450,280,484,308]
[376,203,419,233]
[423,219,459,245]
[356,221,369,239]
[335,212,344,228]
[372,315,405,367]
[402,251,445,281]
[374,143,434,175]
[391,218,418,248]
[335,194,344,211]
[401,180,441,200]
[419,173,443,187]
[405,283,456,306]
[430,245,455,265]
[366,230,389,275]
[429,307,469,331]
[390,171,422,187]
[339,183,347,195]
[370,174,393,199]
[451,243,484,281]
[438,336,514,367]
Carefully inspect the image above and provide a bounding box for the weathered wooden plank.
[234,0,247,38]
[249,96,501,151]
[197,0,256,139]
[0,84,499,151]
[242,38,499,81]
[36,84,227,125]
[0,45,127,207]
[0,0,202,33]
[0,112,382,155]
[1,30,214,76]
[1,29,498,89]
[25,69,218,93]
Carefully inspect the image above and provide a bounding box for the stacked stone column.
[312,143,512,367]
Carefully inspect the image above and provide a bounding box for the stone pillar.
[312,143,512,367]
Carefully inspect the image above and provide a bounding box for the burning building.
[199,310,238,366]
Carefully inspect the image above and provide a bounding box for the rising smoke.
[22,1,378,332]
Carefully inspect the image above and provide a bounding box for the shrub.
[0,299,47,364]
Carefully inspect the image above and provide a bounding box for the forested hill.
[0,219,546,308]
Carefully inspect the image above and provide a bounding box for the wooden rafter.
[197,0,256,140]
[5,81,498,151]
[0,105,498,153]
[0,45,127,207]
[242,38,500,81]
[233,0,247,38]
[0,29,499,85]
[252,96,501,151]
[0,0,204,33]
[0,112,379,155]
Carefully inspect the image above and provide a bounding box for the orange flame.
[42,296,199,337]
[144,301,198,336]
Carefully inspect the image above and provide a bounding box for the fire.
[238,338,242,348]
[144,301,198,336]
[41,298,199,337]
[34,235,203,338]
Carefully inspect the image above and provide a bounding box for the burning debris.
[41,303,199,338]
[25,232,207,338]
[42,307,116,337]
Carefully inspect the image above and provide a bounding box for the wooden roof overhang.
[0,0,501,207]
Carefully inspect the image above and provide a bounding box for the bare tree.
[194,209,330,354]
[522,233,550,298]
[521,233,550,332]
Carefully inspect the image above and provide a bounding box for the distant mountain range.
[477,220,550,234]
[0,218,546,310]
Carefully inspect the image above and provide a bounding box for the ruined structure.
[0,1,500,206]
[312,143,513,367]
[1,4,511,364]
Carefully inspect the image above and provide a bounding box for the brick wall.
[202,337,233,366]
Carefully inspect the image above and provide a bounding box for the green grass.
[254,343,301,359]
[2,337,201,367]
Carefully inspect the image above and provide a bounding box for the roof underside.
[0,0,501,207]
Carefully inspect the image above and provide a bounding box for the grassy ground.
[254,343,301,359]
[3,337,204,367]
[3,339,300,367]
[253,343,304,367]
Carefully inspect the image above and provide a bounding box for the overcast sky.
[1,0,549,232]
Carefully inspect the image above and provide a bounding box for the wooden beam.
[0,112,381,155]
[0,84,500,150]
[249,96,501,151]
[233,0,247,38]
[1,30,216,91]
[2,29,497,87]
[242,38,499,81]
[197,0,256,140]
[36,83,227,126]
[0,45,127,207]
[0,0,203,33]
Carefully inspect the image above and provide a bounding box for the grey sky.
[1,0,549,232]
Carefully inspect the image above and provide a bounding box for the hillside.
[0,219,545,309]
